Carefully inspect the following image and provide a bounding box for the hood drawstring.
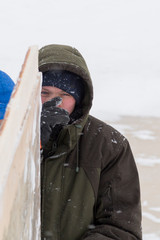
[75,125,83,173]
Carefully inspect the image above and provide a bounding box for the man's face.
[41,86,76,114]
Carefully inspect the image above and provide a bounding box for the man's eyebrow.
[59,90,68,94]
[42,87,49,90]
[41,88,52,92]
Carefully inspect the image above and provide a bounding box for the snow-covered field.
[1,0,160,119]
[0,0,160,239]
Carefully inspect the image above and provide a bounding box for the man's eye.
[41,91,49,95]
[62,93,70,96]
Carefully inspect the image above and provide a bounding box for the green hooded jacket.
[39,44,142,240]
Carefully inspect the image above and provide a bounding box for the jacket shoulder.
[82,115,132,168]
[87,115,127,143]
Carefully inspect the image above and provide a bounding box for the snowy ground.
[0,0,160,239]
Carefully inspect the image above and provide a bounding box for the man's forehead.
[42,86,66,93]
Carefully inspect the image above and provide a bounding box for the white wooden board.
[0,46,41,239]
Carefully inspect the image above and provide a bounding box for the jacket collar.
[55,114,88,154]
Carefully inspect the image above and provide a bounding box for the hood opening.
[39,44,93,119]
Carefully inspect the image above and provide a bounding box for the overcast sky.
[0,0,160,118]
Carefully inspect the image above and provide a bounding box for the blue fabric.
[0,70,15,119]
[42,70,84,105]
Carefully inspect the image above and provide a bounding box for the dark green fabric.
[39,45,142,240]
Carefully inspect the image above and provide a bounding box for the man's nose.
[52,95,63,108]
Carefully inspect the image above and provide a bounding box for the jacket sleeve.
[81,133,142,240]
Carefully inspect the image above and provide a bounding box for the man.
[39,44,142,240]
[0,70,15,125]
